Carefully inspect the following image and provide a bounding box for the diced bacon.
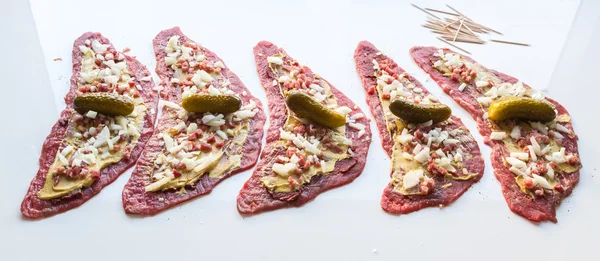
[200,143,212,151]
[523,177,534,189]
[172,170,182,178]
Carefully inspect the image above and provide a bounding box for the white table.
[1,1,599,260]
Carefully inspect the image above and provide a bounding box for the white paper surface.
[14,0,588,260]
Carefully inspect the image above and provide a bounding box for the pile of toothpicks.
[412,3,529,54]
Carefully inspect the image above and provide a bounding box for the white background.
[1,0,600,260]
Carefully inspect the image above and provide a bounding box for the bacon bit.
[215,141,225,148]
[523,177,534,189]
[367,86,376,95]
[294,168,303,175]
[288,176,298,191]
[175,162,186,170]
[382,93,391,99]
[442,143,457,153]
[294,125,306,135]
[536,160,548,174]
[567,155,580,165]
[385,77,394,84]
[420,179,435,195]
[205,135,216,143]
[451,73,459,81]
[414,130,423,140]
[123,146,132,159]
[122,47,131,53]
[314,160,321,167]
[188,131,201,141]
[112,144,121,151]
[78,85,90,93]
[549,162,559,170]
[90,169,100,179]
[302,160,312,170]
[172,170,182,178]
[95,59,102,66]
[56,166,66,174]
[200,143,212,152]
[297,155,306,167]
[554,184,564,192]
[53,57,62,62]
[286,147,297,158]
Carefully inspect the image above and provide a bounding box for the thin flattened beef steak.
[354,41,484,214]
[237,41,372,214]
[122,27,266,215]
[411,46,581,222]
[21,32,159,219]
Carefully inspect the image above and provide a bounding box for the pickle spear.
[182,94,241,113]
[74,92,135,116]
[286,91,346,128]
[389,99,451,124]
[488,97,556,122]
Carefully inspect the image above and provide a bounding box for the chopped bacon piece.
[367,85,376,95]
[523,178,534,189]
[205,135,216,143]
[200,143,212,152]
[90,169,100,180]
[172,170,182,178]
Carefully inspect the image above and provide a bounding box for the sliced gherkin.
[74,92,135,116]
[181,94,241,113]
[286,91,346,128]
[389,99,451,124]
[488,97,555,122]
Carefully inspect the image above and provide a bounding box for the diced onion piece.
[165,56,177,66]
[509,166,526,176]
[490,132,506,140]
[477,96,493,106]
[216,130,227,140]
[510,152,529,161]
[414,147,430,163]
[272,163,296,177]
[530,122,548,135]
[57,153,69,166]
[510,126,521,139]
[61,145,74,156]
[527,145,538,161]
[530,136,542,156]
[335,106,352,115]
[532,174,552,189]
[267,56,283,65]
[85,110,98,119]
[403,169,424,190]
[475,81,489,88]
[551,148,566,164]
[555,124,570,134]
[458,83,467,92]
[546,163,555,180]
[506,157,526,169]
[397,129,413,144]
[187,123,198,134]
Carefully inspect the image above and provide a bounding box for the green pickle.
[286,91,346,128]
[488,97,556,122]
[389,99,451,124]
[182,94,241,113]
[74,92,135,116]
